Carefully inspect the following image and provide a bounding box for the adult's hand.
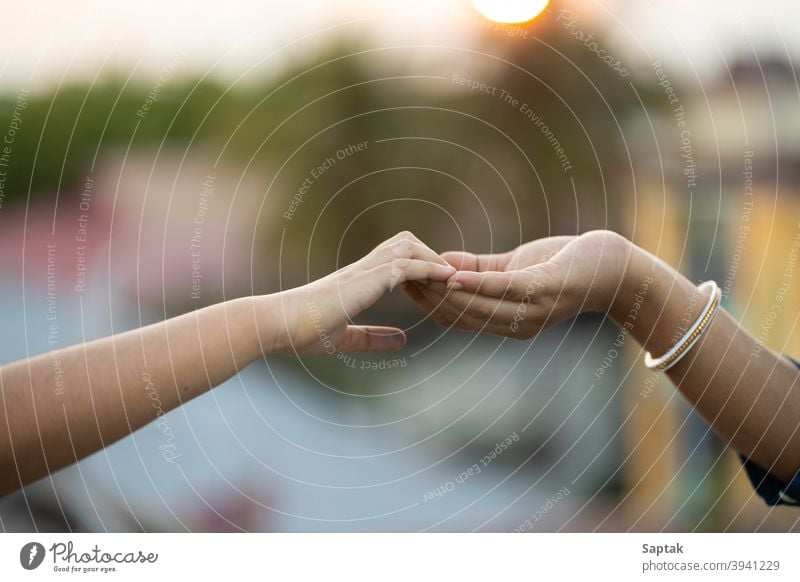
[411,229,800,491]
[404,231,630,339]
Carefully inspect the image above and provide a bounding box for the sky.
[0,0,799,92]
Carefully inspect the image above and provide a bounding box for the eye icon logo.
[20,542,46,570]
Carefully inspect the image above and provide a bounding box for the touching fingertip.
[390,332,406,349]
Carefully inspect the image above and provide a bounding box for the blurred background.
[1,0,799,532]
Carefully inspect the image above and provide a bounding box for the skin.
[0,231,455,498]
[406,230,800,485]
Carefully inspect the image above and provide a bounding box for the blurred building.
[624,57,800,531]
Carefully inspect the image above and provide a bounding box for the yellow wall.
[624,179,800,530]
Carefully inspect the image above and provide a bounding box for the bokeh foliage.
[0,13,666,284]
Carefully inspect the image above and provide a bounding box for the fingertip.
[381,329,406,351]
[440,251,473,270]
[393,331,407,349]
[447,270,472,284]
[431,263,457,280]
[445,270,489,293]
[377,326,407,350]
[439,251,461,266]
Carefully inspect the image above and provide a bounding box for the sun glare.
[470,0,550,24]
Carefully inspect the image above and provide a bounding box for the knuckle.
[396,230,416,242]
[392,239,414,258]
[584,229,626,250]
[409,241,431,256]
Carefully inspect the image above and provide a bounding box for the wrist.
[251,293,285,355]
[607,242,703,356]
[608,240,652,324]
[582,231,636,314]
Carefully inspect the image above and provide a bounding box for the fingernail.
[447,281,463,290]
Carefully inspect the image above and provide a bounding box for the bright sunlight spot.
[470,0,550,24]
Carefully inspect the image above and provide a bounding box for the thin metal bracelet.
[643,280,721,372]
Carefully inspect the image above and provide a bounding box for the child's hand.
[264,231,456,356]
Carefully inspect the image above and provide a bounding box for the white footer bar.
[1,533,796,581]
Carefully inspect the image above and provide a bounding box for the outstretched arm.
[0,231,455,497]
[609,236,800,485]
[407,231,800,484]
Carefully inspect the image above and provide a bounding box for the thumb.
[336,325,406,352]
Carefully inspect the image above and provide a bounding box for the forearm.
[0,295,272,496]
[0,230,454,497]
[610,244,800,482]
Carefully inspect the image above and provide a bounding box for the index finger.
[447,269,547,301]
[440,251,509,272]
